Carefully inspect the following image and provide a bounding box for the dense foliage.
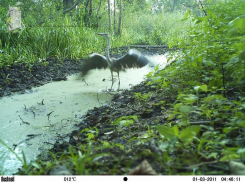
[0,0,192,68]
[0,0,245,175]
[147,0,245,168]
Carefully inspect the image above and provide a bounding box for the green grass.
[0,6,190,69]
[0,25,102,68]
[122,11,191,45]
[0,139,32,174]
[98,10,191,47]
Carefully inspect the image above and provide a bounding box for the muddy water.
[0,53,169,175]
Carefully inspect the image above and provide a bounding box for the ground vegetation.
[0,0,244,175]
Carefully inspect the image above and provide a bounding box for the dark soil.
[0,58,83,97]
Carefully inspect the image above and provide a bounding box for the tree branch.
[63,0,84,14]
[198,0,207,16]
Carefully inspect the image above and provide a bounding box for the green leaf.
[207,152,218,159]
[179,126,201,143]
[119,119,133,127]
[173,125,179,136]
[173,103,182,111]
[92,153,112,163]
[199,85,208,92]
[184,94,198,104]
[169,41,174,49]
[179,105,192,113]
[220,148,241,161]
[220,154,240,161]
[206,0,213,3]
[232,16,245,31]
[6,17,11,23]
[187,81,196,86]
[157,125,178,140]
[192,61,197,67]
[237,148,245,154]
[194,85,207,92]
[102,141,110,148]
[227,27,239,37]
[138,133,150,139]
[194,86,200,92]
[31,162,42,170]
[184,11,190,19]
[115,143,124,150]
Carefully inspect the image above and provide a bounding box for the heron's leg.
[110,70,114,91]
[117,72,120,91]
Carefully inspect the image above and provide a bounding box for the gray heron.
[80,33,150,91]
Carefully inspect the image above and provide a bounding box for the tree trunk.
[118,0,122,35]
[97,0,102,17]
[172,0,177,12]
[85,0,89,10]
[114,0,116,33]
[89,0,93,16]
[107,0,111,32]
[63,0,74,9]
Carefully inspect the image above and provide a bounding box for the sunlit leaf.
[92,153,111,162]
[118,120,133,127]
[115,143,124,150]
[173,103,182,111]
[31,162,42,170]
[104,131,114,135]
[207,152,218,159]
[220,154,240,161]
[139,133,150,139]
[157,125,178,140]
[194,86,200,91]
[237,148,245,154]
[179,126,201,143]
[102,141,110,148]
[199,85,208,92]
[6,17,11,23]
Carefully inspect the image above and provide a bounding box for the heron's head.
[97,33,110,39]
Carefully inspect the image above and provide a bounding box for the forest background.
[0,0,206,68]
[0,0,245,175]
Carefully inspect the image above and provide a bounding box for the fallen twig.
[189,121,211,125]
[82,78,89,85]
[97,93,102,106]
[47,111,54,120]
[32,111,35,119]
[18,115,30,125]
[13,134,41,149]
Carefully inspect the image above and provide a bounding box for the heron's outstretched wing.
[81,53,108,76]
[114,49,149,70]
